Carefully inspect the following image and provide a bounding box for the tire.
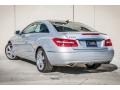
[104,61,110,64]
[36,48,53,73]
[5,43,18,60]
[86,63,101,69]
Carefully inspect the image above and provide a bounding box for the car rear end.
[46,21,114,66]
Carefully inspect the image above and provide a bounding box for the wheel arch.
[35,46,52,65]
[35,46,44,59]
[7,40,14,45]
[5,40,18,60]
[8,41,12,44]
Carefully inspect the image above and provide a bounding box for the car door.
[15,22,50,61]
[15,23,38,60]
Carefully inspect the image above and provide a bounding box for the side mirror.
[15,30,21,35]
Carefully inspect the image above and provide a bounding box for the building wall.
[94,6,120,64]
[0,5,119,65]
[74,5,95,28]
[0,6,15,56]
[15,5,73,30]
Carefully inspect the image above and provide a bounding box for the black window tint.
[53,25,79,32]
[40,24,49,33]
[80,27,91,32]
[51,22,95,32]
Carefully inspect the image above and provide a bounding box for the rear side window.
[35,23,49,33]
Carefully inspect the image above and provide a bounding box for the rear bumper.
[46,49,114,66]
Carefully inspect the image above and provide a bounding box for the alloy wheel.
[36,49,45,70]
[5,44,16,59]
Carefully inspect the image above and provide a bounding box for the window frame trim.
[21,22,50,34]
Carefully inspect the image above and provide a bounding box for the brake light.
[53,38,78,47]
[82,33,99,35]
[104,39,112,46]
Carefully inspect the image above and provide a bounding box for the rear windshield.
[51,21,95,32]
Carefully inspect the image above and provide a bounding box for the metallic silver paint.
[7,20,114,66]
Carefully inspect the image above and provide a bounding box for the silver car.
[5,20,114,72]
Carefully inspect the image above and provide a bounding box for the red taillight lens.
[104,39,112,46]
[52,38,78,47]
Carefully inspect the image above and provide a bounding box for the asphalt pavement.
[0,55,120,85]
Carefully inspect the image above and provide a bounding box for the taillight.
[52,38,78,47]
[104,39,112,46]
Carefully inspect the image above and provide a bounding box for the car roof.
[33,20,73,24]
[31,20,96,32]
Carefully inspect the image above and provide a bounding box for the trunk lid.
[61,32,106,50]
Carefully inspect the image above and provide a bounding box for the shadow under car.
[19,59,118,74]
